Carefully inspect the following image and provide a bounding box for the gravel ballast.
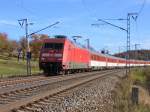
[29,71,126,112]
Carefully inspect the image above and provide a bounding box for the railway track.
[0,75,46,88]
[0,72,99,89]
[0,70,112,95]
[0,69,125,112]
[0,70,114,95]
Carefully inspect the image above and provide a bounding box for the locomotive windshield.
[43,43,64,50]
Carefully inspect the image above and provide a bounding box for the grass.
[130,68,147,83]
[0,57,41,77]
[134,104,150,112]
[113,78,132,112]
[130,67,150,87]
[113,67,150,112]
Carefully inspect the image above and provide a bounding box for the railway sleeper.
[26,106,42,111]
[0,99,12,104]
[0,95,8,98]
[37,101,52,105]
[12,109,27,112]
[14,95,29,99]
[30,103,51,110]
[0,101,8,104]
[19,105,43,112]
[6,96,20,101]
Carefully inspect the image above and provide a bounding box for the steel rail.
[0,69,124,112]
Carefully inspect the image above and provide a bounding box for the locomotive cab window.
[43,43,64,50]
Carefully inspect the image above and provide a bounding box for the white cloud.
[0,20,18,26]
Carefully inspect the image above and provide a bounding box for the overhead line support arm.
[98,19,127,32]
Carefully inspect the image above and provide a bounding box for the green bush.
[145,70,150,94]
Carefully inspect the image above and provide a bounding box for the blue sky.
[0,0,149,54]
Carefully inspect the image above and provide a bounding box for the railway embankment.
[113,67,150,112]
[1,69,149,112]
[39,74,122,112]
[14,70,126,112]
[0,70,123,112]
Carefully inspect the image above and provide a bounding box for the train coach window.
[43,43,64,50]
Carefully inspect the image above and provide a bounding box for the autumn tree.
[19,37,27,60]
[7,40,19,57]
[31,34,49,40]
[0,33,9,54]
[0,33,20,58]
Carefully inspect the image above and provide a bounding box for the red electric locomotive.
[39,35,90,74]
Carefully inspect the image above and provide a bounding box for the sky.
[0,0,150,54]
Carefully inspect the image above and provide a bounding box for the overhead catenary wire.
[137,0,146,18]
[135,18,141,44]
[81,0,100,19]
[81,0,94,17]
[14,0,62,36]
[15,0,45,33]
[15,0,40,19]
[133,0,146,51]
[15,0,57,22]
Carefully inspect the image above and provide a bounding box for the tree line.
[0,32,49,60]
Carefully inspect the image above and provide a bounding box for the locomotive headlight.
[41,57,45,61]
[42,53,50,57]
[55,54,62,58]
